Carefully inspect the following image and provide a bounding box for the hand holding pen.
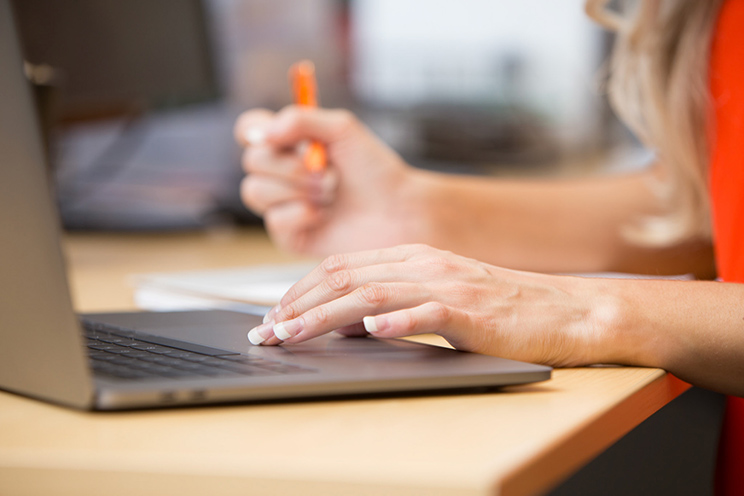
[233,60,419,257]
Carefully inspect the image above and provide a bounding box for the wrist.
[390,167,442,245]
[586,278,667,368]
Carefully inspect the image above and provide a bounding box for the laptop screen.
[0,0,93,408]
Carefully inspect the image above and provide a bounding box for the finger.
[249,299,457,346]
[272,281,430,344]
[279,245,427,309]
[240,175,309,216]
[276,261,429,325]
[262,304,281,325]
[241,146,305,178]
[247,321,278,346]
[248,320,368,346]
[234,109,275,146]
[334,323,369,337]
[362,302,464,339]
[242,148,338,204]
[267,106,358,148]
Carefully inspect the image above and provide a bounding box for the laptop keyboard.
[82,319,315,381]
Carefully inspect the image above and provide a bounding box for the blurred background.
[11,0,648,232]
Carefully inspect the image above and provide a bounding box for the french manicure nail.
[273,319,302,340]
[247,322,275,345]
[363,316,379,333]
[247,327,265,345]
[244,127,266,145]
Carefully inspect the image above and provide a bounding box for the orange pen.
[289,60,327,173]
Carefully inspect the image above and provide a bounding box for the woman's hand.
[246,244,625,368]
[234,106,428,257]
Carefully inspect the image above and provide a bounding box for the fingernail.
[247,328,265,345]
[244,128,266,145]
[247,322,275,345]
[273,319,302,340]
[263,304,281,324]
[363,316,379,334]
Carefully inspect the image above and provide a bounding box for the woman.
[234,1,743,493]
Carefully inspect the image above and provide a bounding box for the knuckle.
[394,244,416,259]
[326,270,354,293]
[320,254,348,274]
[310,305,331,326]
[398,243,433,260]
[280,287,300,306]
[426,301,451,324]
[279,105,304,127]
[395,246,456,274]
[357,283,388,307]
[425,255,458,274]
[398,310,418,332]
[332,109,356,129]
[281,304,301,321]
[323,109,358,141]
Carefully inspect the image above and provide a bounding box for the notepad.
[131,263,317,314]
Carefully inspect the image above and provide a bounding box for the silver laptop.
[0,1,550,410]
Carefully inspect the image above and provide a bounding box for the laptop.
[0,1,551,411]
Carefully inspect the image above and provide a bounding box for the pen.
[289,60,327,173]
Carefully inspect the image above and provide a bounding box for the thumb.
[267,105,357,148]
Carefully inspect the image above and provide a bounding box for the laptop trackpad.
[82,309,437,359]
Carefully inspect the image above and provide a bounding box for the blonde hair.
[585,0,723,245]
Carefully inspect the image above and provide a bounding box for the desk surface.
[0,228,688,496]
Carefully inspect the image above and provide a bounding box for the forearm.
[596,278,744,396]
[405,166,715,277]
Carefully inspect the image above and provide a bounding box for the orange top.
[290,60,319,107]
[708,1,744,494]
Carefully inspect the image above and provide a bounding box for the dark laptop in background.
[0,0,550,411]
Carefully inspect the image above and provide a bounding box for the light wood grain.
[0,228,689,496]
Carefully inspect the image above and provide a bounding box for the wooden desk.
[0,228,689,496]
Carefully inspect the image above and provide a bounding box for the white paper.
[131,262,317,311]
